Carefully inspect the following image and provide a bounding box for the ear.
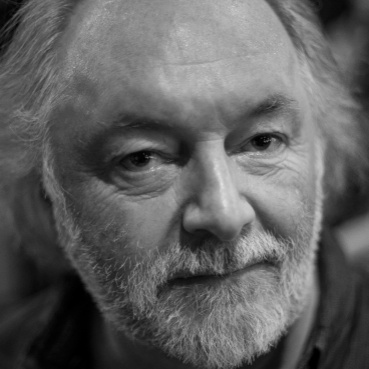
[10,171,73,276]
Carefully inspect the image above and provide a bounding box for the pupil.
[253,135,272,149]
[130,151,151,166]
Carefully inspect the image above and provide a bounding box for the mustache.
[136,229,294,288]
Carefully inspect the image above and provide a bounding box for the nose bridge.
[183,142,255,241]
[199,146,237,213]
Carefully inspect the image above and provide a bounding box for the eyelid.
[232,131,287,155]
[250,131,288,145]
[102,131,180,162]
[251,131,287,140]
[109,149,180,194]
[118,151,161,172]
[115,149,179,172]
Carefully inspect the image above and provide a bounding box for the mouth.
[167,262,271,287]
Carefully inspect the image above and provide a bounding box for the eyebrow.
[250,93,300,118]
[107,93,300,131]
[108,114,169,131]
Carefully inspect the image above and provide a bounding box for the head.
[0,0,367,368]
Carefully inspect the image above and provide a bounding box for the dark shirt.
[1,230,369,369]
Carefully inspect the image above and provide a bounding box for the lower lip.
[168,263,270,287]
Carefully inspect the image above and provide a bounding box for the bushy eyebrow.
[109,114,169,131]
[106,93,300,132]
[250,93,300,118]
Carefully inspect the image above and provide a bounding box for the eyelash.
[234,132,287,155]
[117,150,174,171]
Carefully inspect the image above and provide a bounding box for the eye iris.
[252,135,273,150]
[128,151,152,167]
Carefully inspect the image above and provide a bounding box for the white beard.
[54,221,322,369]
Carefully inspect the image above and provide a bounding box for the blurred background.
[1,0,369,301]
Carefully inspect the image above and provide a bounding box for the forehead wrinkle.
[89,92,302,143]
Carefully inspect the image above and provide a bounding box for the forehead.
[62,0,291,64]
[55,0,302,131]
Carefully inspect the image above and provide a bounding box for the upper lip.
[168,261,264,282]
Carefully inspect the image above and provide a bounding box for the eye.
[118,150,166,172]
[246,133,285,154]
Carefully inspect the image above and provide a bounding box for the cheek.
[63,178,180,265]
[248,157,319,240]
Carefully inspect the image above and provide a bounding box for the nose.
[182,148,255,241]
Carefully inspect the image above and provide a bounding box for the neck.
[92,270,320,369]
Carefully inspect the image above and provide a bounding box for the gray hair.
[267,0,369,221]
[0,0,368,269]
[0,0,76,179]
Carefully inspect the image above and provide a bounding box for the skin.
[46,0,322,368]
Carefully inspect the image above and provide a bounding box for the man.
[0,0,368,368]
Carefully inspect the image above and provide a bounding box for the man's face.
[46,0,323,368]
